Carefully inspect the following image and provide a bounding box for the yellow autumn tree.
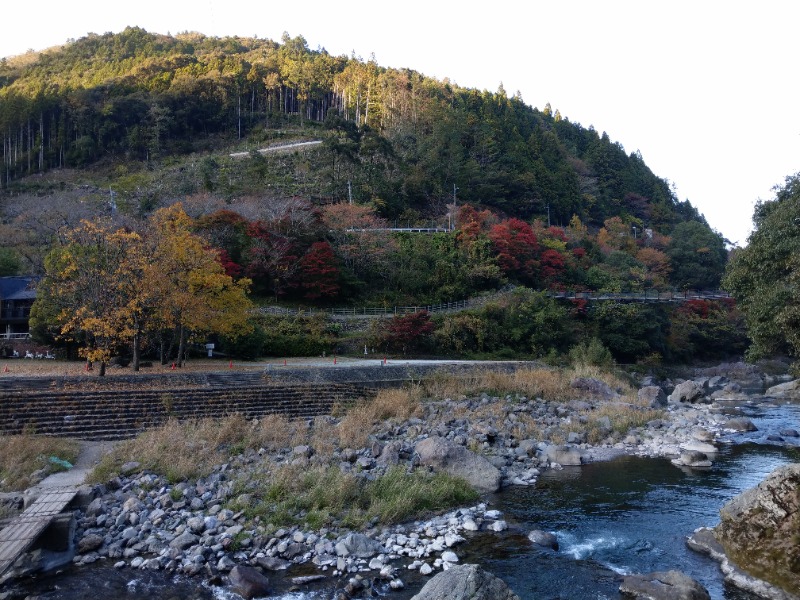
[32,205,253,374]
[146,203,252,366]
[32,219,144,376]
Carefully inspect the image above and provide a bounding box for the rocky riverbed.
[2,362,798,600]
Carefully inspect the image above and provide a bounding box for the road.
[229,140,322,158]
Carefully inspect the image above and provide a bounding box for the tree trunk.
[132,330,141,372]
[99,361,106,377]
[177,325,186,367]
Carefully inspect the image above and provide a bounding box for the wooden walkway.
[0,487,78,580]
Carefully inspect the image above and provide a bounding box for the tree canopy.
[31,205,252,374]
[723,174,800,367]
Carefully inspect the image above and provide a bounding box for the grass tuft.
[0,435,80,492]
[230,464,478,529]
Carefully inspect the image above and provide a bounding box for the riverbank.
[2,362,798,599]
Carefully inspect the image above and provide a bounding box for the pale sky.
[3,1,799,246]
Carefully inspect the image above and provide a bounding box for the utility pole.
[451,184,458,231]
[347,180,352,204]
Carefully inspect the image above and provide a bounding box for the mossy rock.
[715,463,800,595]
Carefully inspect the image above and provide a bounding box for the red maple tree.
[488,218,539,282]
[297,241,340,300]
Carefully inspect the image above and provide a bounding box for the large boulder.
[638,386,668,408]
[528,529,559,550]
[620,570,710,600]
[765,379,800,401]
[714,463,800,596]
[415,436,501,493]
[539,444,583,466]
[228,565,270,600]
[570,377,619,401]
[335,532,385,558]
[724,417,758,432]
[669,381,707,404]
[410,564,520,600]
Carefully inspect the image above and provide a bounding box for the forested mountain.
[1,27,705,229]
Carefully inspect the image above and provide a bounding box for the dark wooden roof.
[0,277,38,301]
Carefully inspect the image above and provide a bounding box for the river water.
[10,401,800,600]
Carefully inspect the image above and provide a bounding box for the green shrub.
[569,338,614,368]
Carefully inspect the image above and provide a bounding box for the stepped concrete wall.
[0,361,532,440]
[0,383,370,441]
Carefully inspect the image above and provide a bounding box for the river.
[9,401,800,600]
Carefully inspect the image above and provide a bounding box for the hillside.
[0,27,707,225]
[0,28,744,366]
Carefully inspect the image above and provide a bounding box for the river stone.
[570,377,619,401]
[119,462,141,476]
[169,531,199,550]
[724,417,758,432]
[540,444,583,466]
[415,436,502,493]
[517,439,538,457]
[638,386,668,408]
[84,497,105,517]
[765,379,800,400]
[78,533,104,553]
[779,428,799,437]
[669,381,706,404]
[410,564,520,600]
[690,428,715,443]
[672,450,712,468]
[528,530,559,550]
[377,441,403,466]
[680,440,718,455]
[715,463,800,595]
[620,570,710,600]
[229,564,270,600]
[335,532,385,558]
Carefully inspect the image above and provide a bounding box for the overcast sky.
[3,0,799,246]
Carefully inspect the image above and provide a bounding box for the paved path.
[28,441,117,492]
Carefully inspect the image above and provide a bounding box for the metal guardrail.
[551,290,732,302]
[256,291,731,319]
[258,299,472,318]
[0,333,30,340]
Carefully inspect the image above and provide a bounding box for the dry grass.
[422,366,635,404]
[336,387,424,449]
[250,413,302,452]
[422,367,566,401]
[89,414,272,483]
[0,434,80,492]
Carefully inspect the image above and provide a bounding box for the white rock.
[441,550,459,563]
[419,563,433,575]
[489,520,508,532]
